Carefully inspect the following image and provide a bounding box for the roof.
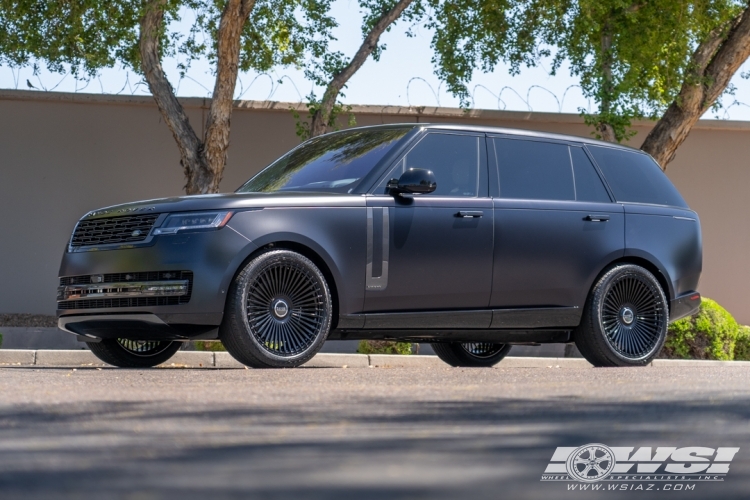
[418,123,639,151]
[328,122,642,153]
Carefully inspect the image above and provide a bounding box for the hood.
[80,191,365,220]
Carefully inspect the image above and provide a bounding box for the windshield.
[237,127,412,193]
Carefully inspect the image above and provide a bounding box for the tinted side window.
[570,147,611,203]
[381,133,485,197]
[588,146,688,207]
[494,139,574,200]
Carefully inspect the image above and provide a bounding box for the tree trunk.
[201,0,255,192]
[641,5,750,169]
[309,0,414,137]
[140,0,207,194]
[140,0,254,194]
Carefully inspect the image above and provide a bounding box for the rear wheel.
[575,264,668,367]
[431,342,511,367]
[86,338,181,368]
[220,249,333,368]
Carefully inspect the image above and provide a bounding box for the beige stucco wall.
[0,90,747,323]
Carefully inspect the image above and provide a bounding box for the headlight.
[153,211,233,235]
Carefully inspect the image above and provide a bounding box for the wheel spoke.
[601,272,664,359]
[244,258,326,357]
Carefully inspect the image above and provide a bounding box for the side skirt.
[329,329,571,344]
[336,306,581,332]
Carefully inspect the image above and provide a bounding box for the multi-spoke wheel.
[431,342,511,367]
[220,249,332,368]
[575,264,668,367]
[86,338,181,368]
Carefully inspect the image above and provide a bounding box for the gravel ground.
[0,366,748,499]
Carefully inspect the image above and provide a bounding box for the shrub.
[193,341,226,352]
[661,298,740,360]
[0,331,3,349]
[357,340,412,355]
[735,326,750,361]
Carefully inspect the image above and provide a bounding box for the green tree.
[641,1,750,168]
[297,0,425,139]
[0,0,335,193]
[430,0,750,159]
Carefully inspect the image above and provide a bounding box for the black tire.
[431,342,511,367]
[575,264,668,367]
[220,249,333,368]
[86,339,181,368]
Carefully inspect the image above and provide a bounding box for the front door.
[364,132,494,314]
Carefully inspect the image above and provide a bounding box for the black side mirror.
[386,168,437,197]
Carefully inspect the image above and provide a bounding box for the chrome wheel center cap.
[273,299,289,319]
[620,307,635,325]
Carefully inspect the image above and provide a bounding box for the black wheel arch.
[222,240,341,330]
[585,256,673,321]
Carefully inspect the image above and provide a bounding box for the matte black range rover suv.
[57,124,702,368]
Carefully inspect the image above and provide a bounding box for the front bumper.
[57,227,256,339]
[58,313,221,340]
[670,292,701,322]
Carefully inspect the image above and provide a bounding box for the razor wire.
[3,64,750,120]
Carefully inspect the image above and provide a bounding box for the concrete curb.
[497,357,593,368]
[2,350,750,368]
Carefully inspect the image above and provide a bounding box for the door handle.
[456,211,483,218]
[584,214,610,222]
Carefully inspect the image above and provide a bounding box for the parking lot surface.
[0,365,748,499]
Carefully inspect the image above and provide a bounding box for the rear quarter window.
[587,146,688,208]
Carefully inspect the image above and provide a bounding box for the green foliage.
[304,0,425,89]
[429,0,743,142]
[0,331,3,349]
[299,0,425,135]
[192,340,226,352]
[292,94,356,140]
[0,0,148,76]
[734,325,750,361]
[357,340,413,355]
[429,0,534,107]
[0,0,338,81]
[662,298,741,360]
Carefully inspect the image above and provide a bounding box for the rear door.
[490,136,625,313]
[587,145,702,301]
[364,132,494,315]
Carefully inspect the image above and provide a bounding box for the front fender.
[224,208,367,315]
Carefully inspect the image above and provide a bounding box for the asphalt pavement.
[0,365,748,499]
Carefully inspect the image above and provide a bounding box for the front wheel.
[431,342,511,367]
[220,249,333,368]
[86,339,181,368]
[575,264,668,367]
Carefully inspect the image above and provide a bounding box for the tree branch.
[310,0,415,137]
[139,0,206,193]
[641,4,750,169]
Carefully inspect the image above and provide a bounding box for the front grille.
[70,214,160,247]
[58,297,184,310]
[58,271,192,310]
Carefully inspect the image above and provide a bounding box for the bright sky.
[3,0,750,120]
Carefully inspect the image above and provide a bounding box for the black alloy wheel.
[431,342,512,367]
[575,264,668,367]
[220,249,332,368]
[86,338,181,368]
